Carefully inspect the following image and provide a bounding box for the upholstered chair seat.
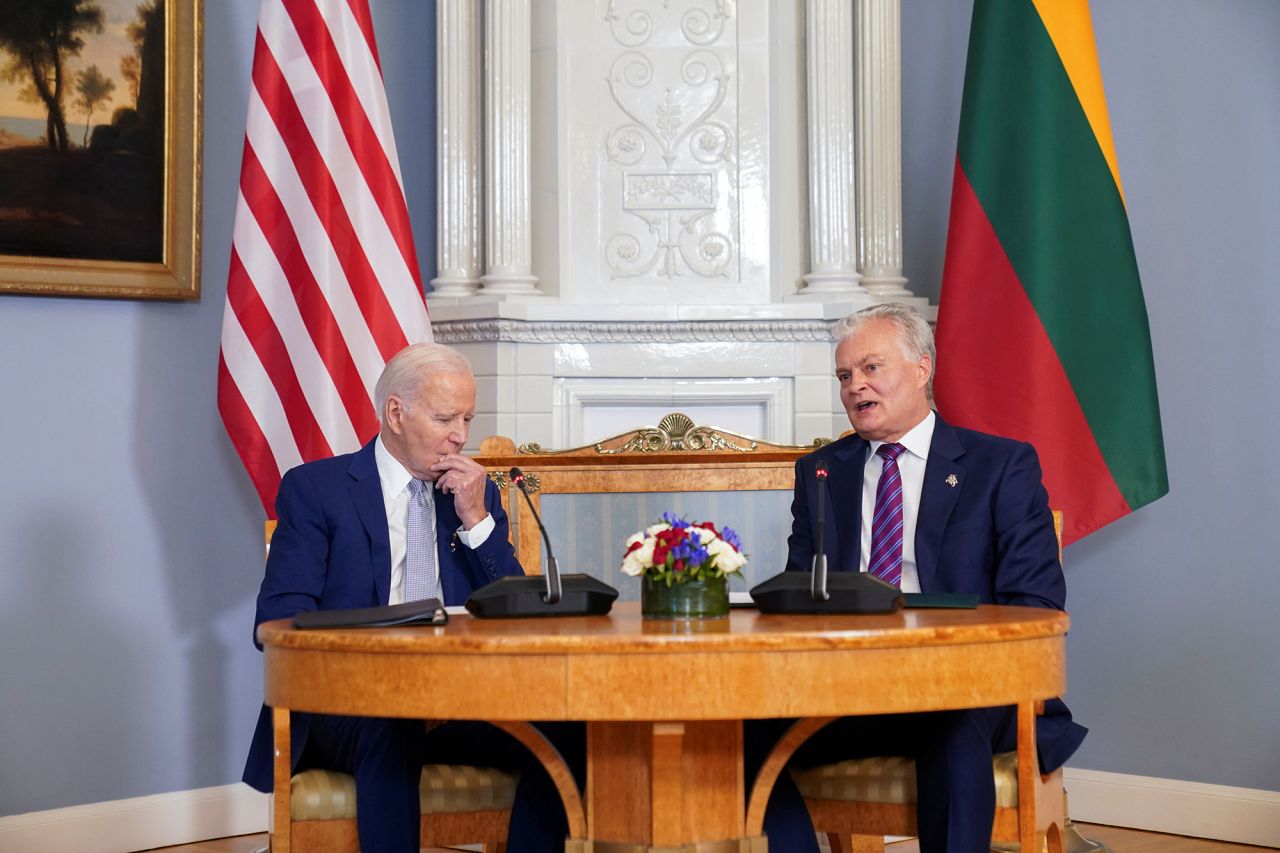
[792,751,1021,809]
[285,765,518,852]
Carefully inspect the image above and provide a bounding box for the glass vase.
[641,574,730,620]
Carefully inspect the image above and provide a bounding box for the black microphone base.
[750,571,903,614]
[465,574,619,618]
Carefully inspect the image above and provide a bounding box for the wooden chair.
[474,412,826,576]
[263,520,514,853]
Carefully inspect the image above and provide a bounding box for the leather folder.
[293,598,448,629]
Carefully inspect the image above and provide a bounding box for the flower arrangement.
[620,512,747,586]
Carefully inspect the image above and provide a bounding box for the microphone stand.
[811,465,830,601]
[512,467,561,605]
[464,466,618,618]
[750,460,902,614]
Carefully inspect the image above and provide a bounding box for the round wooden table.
[260,602,1068,851]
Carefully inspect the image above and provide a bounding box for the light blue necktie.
[405,479,439,602]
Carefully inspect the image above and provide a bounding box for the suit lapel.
[830,437,869,571]
[916,417,965,591]
[347,441,393,606]
[433,489,462,602]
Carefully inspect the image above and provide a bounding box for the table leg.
[1016,700,1042,853]
[272,707,291,853]
[586,720,748,848]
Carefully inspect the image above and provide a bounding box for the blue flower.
[661,511,691,529]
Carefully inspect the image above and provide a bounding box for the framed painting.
[0,0,201,299]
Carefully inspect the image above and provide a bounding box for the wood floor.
[883,824,1274,852]
[146,824,1275,853]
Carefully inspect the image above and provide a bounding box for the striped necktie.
[868,443,906,587]
[404,479,439,603]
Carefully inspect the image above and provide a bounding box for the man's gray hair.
[374,342,473,421]
[833,303,936,401]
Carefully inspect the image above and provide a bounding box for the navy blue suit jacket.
[786,414,1086,770]
[243,439,523,792]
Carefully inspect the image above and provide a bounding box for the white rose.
[620,537,657,576]
[646,522,672,536]
[620,553,645,576]
[694,526,717,545]
[707,538,746,574]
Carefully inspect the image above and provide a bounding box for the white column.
[429,0,482,299]
[794,0,871,302]
[855,0,911,297]
[481,0,542,296]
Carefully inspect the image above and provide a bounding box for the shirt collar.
[375,434,417,503]
[867,409,936,463]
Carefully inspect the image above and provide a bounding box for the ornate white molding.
[430,0,482,299]
[856,0,911,296]
[431,318,838,344]
[600,2,739,285]
[481,0,541,295]
[795,0,870,302]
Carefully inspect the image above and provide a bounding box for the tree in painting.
[74,64,114,145]
[0,0,105,152]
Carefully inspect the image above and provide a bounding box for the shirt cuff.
[456,513,495,549]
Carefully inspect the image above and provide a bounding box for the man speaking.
[786,304,1087,852]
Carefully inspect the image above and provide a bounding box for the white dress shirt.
[858,410,935,593]
[375,436,494,605]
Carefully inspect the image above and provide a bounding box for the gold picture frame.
[0,0,202,300]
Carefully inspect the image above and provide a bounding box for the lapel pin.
[946,474,959,488]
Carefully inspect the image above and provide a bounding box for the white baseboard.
[1065,767,1280,849]
[0,783,268,853]
[3,771,1276,852]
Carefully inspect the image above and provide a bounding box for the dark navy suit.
[771,415,1087,852]
[242,439,578,852]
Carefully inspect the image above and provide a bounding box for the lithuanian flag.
[934,0,1168,545]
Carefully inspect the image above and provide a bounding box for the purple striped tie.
[868,443,906,587]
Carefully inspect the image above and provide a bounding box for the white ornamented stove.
[428,0,931,449]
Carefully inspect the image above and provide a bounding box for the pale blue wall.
[1,0,1276,820]
[0,0,436,816]
[900,0,1280,791]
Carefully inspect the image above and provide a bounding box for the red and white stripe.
[218,0,431,516]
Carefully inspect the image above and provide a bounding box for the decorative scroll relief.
[600,1,739,284]
[516,412,834,456]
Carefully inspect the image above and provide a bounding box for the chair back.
[475,413,829,597]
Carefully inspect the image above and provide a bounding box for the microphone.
[811,464,829,602]
[750,459,902,615]
[512,467,561,605]
[465,467,618,618]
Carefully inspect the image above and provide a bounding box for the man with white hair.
[775,304,1087,852]
[242,342,575,852]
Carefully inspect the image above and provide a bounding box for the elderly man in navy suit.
[767,303,1087,853]
[242,343,577,853]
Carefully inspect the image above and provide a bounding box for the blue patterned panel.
[539,491,793,601]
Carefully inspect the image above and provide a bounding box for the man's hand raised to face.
[430,453,490,530]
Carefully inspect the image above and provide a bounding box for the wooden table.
[260,602,1068,852]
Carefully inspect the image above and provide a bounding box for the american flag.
[218,0,432,515]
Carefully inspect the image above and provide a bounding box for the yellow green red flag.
[934,0,1168,545]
